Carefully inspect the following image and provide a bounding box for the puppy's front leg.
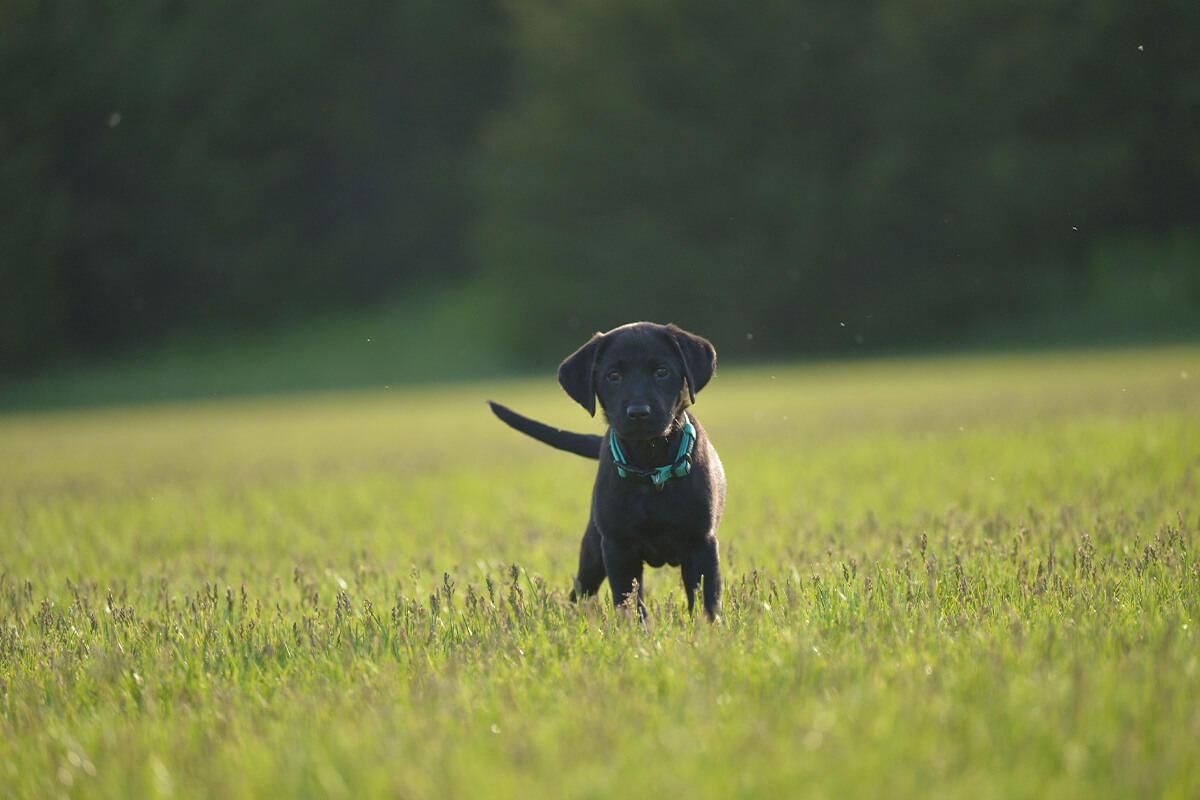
[682,538,722,621]
[601,537,647,619]
[571,521,607,602]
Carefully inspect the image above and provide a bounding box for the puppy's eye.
[655,366,670,379]
[605,369,622,383]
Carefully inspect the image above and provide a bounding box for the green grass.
[2,346,1198,798]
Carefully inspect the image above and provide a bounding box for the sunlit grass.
[2,346,1198,798]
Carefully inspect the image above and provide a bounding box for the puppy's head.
[557,322,716,438]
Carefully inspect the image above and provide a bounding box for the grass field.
[2,346,1198,799]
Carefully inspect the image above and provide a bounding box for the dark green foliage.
[2,0,1198,375]
[0,0,508,370]
[474,0,1200,360]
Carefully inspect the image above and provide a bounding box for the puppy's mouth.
[611,417,676,441]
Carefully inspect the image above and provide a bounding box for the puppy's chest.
[594,481,711,555]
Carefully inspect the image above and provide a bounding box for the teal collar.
[609,418,696,491]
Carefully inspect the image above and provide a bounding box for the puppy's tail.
[487,401,602,459]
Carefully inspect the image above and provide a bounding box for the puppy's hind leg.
[571,521,606,602]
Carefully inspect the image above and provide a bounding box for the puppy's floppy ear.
[557,332,606,416]
[667,324,717,403]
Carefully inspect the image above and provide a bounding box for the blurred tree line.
[3,0,1198,373]
[0,0,507,370]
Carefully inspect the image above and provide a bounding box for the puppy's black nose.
[626,404,651,421]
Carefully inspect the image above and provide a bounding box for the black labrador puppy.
[489,322,725,621]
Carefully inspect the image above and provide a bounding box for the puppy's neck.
[611,413,690,469]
